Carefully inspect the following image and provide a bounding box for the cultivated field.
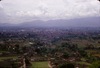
[31,61,49,68]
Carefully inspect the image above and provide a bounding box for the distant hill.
[0,16,100,28]
[19,16,100,28]
[0,23,14,27]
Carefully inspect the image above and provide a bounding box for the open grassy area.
[0,56,17,61]
[76,62,91,66]
[0,51,7,53]
[31,61,49,68]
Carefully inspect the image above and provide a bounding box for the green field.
[0,56,17,61]
[0,51,7,53]
[31,61,49,68]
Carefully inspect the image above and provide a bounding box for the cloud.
[0,0,100,23]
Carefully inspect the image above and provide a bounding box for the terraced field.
[31,61,49,68]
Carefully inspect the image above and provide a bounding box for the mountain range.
[0,16,100,28]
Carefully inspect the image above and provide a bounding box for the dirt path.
[48,61,52,68]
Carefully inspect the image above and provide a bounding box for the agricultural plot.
[31,61,49,68]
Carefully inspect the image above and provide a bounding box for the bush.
[58,63,75,68]
[89,61,100,68]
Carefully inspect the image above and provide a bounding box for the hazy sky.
[0,0,100,24]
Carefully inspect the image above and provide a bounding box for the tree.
[15,44,20,53]
[61,52,69,59]
[24,57,32,67]
[89,61,100,68]
[58,63,75,68]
